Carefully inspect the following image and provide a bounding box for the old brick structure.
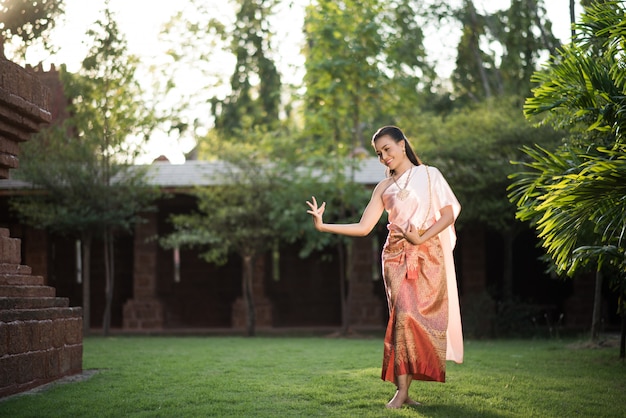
[0,57,82,398]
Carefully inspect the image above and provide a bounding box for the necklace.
[393,166,413,200]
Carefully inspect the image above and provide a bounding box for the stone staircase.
[0,228,83,398]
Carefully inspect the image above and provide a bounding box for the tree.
[280,154,374,336]
[161,139,288,337]
[303,0,433,153]
[211,0,281,137]
[162,126,374,336]
[12,6,159,336]
[509,1,626,356]
[162,0,283,156]
[159,0,294,335]
[450,0,560,102]
[0,0,64,59]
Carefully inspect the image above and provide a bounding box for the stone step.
[0,306,82,322]
[0,263,32,275]
[0,285,55,298]
[0,274,45,286]
[0,296,69,310]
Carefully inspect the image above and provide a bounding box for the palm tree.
[509,1,626,357]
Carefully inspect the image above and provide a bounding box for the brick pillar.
[349,236,385,328]
[232,257,272,329]
[123,213,163,329]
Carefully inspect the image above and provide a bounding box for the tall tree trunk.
[81,232,92,336]
[528,0,559,56]
[242,254,256,337]
[102,229,115,336]
[591,269,603,341]
[466,0,492,99]
[570,0,576,39]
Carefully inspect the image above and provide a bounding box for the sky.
[17,0,581,164]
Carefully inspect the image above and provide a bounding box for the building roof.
[0,158,387,192]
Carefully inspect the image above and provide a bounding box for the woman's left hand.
[397,224,426,245]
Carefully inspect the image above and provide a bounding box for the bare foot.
[404,397,422,406]
[385,390,407,409]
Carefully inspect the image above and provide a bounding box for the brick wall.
[0,56,83,398]
[0,228,83,398]
[0,58,51,178]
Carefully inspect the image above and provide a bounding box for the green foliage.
[494,0,560,92]
[402,97,564,231]
[511,1,626,281]
[0,0,64,58]
[162,129,297,263]
[162,167,276,264]
[163,128,372,264]
[13,125,157,236]
[12,7,159,237]
[69,7,156,164]
[280,157,374,259]
[211,0,282,137]
[9,8,161,335]
[163,125,374,335]
[525,3,626,136]
[450,0,560,103]
[155,0,230,139]
[164,0,284,153]
[302,0,432,153]
[510,143,626,276]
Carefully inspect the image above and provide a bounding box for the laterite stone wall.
[0,56,83,398]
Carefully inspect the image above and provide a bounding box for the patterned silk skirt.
[381,235,448,383]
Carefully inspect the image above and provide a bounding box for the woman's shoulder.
[376,176,394,187]
[373,176,394,194]
[421,164,445,177]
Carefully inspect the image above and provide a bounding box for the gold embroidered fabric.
[381,234,448,383]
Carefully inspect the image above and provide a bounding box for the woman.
[306,125,463,409]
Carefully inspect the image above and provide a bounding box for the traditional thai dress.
[380,164,463,384]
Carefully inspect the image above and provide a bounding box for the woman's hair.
[371,126,421,175]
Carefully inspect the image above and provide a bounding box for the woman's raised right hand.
[306,196,326,231]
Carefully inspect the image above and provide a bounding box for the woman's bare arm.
[306,179,390,237]
[398,205,455,245]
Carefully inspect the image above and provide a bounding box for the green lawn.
[0,335,623,417]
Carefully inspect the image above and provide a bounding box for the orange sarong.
[380,234,448,383]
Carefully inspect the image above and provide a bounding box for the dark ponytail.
[371,126,422,175]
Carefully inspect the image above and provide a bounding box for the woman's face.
[374,135,405,170]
